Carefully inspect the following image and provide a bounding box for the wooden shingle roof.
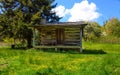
[33,21,87,28]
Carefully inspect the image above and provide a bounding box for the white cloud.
[51,5,69,17]
[68,0,100,22]
[53,0,101,22]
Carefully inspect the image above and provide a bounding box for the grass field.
[0,42,120,75]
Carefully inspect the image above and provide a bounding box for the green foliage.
[104,18,120,37]
[113,26,120,37]
[0,42,120,75]
[84,18,120,43]
[0,0,61,48]
[84,22,102,41]
[3,37,14,44]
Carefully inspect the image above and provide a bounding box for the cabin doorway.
[56,28,65,45]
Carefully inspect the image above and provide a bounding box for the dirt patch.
[0,42,10,47]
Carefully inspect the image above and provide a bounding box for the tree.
[0,0,23,47]
[104,18,120,37]
[84,22,101,41]
[0,0,61,48]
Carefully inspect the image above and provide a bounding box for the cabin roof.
[33,21,87,28]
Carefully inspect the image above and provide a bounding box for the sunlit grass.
[0,42,120,75]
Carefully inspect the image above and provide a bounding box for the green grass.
[0,42,120,75]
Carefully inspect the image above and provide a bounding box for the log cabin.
[32,20,87,52]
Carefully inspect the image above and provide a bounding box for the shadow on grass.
[39,48,107,54]
[8,47,107,54]
[82,49,107,54]
[10,47,27,50]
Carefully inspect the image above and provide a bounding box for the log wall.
[36,27,81,46]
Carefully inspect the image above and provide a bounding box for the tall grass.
[0,42,120,75]
[93,36,120,44]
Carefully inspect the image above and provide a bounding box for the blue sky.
[53,0,120,25]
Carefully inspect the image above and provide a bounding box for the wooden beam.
[80,27,83,52]
[34,46,81,48]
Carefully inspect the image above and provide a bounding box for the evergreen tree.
[0,0,61,48]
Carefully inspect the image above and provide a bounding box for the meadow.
[0,42,120,75]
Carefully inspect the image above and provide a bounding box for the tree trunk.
[27,37,32,48]
[11,38,15,49]
[11,44,15,49]
[26,29,33,48]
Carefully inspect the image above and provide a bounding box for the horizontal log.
[65,32,79,34]
[65,33,80,36]
[65,31,80,33]
[64,43,80,46]
[41,29,56,31]
[64,39,80,42]
[34,46,81,48]
[65,36,80,40]
[65,27,80,30]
